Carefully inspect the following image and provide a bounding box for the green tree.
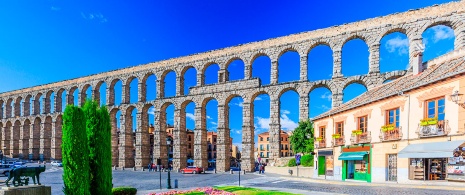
[84,100,112,195]
[289,120,314,154]
[62,105,90,195]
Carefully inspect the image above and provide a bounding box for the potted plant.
[382,124,395,132]
[316,137,324,141]
[332,133,341,138]
[420,119,429,126]
[352,130,362,135]
[427,117,438,125]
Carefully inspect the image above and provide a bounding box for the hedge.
[112,187,137,195]
[287,158,297,167]
[301,154,314,167]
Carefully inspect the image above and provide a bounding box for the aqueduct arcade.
[1,1,465,172]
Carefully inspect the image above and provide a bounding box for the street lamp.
[166,137,172,189]
[451,90,465,109]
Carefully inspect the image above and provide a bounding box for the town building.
[257,130,293,158]
[312,51,465,183]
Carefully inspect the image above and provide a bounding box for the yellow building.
[257,130,293,158]
[313,51,465,183]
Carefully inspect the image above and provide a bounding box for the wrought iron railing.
[380,126,403,141]
[315,139,326,149]
[332,136,345,146]
[350,131,371,144]
[416,120,450,138]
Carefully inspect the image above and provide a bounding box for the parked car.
[181,166,203,174]
[51,161,63,167]
[0,165,13,177]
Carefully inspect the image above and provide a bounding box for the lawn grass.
[214,186,299,195]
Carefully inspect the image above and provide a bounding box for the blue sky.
[0,0,456,150]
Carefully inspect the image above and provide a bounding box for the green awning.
[338,151,368,160]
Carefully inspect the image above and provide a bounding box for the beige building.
[257,130,293,158]
[313,51,465,183]
[231,145,240,159]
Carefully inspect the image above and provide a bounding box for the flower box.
[316,137,324,141]
[420,118,438,126]
[352,130,362,135]
[381,124,395,132]
[332,134,341,138]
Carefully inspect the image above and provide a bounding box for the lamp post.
[166,137,172,189]
[451,90,465,109]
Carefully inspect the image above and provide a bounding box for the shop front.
[338,145,372,182]
[398,140,465,181]
[317,149,334,178]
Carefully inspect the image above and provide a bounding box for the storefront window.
[355,160,367,173]
[447,147,465,181]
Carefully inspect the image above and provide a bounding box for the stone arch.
[250,53,272,85]
[225,57,245,82]
[377,27,409,43]
[342,77,368,90]
[110,107,121,166]
[140,72,157,102]
[124,76,138,104]
[341,33,370,46]
[42,116,53,161]
[160,70,176,98]
[68,86,78,106]
[80,83,92,105]
[419,20,456,36]
[277,46,300,59]
[55,88,66,113]
[201,62,220,85]
[12,120,21,158]
[21,119,31,159]
[33,92,43,115]
[306,41,332,55]
[15,96,23,117]
[6,98,13,118]
[94,80,106,105]
[45,90,55,114]
[31,117,41,160]
[4,121,12,156]
[382,70,407,84]
[24,94,32,116]
[180,66,197,95]
[53,115,62,160]
[109,78,122,106]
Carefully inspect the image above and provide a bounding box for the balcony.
[350,131,371,145]
[332,136,345,146]
[315,139,326,149]
[380,126,403,141]
[416,120,450,138]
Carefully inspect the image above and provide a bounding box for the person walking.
[148,162,152,172]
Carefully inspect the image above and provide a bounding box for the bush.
[288,158,296,167]
[112,187,137,195]
[301,154,314,167]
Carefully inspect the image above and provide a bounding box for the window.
[425,97,445,121]
[188,136,191,141]
[319,126,326,138]
[267,137,269,141]
[386,108,400,127]
[267,152,269,157]
[267,144,269,151]
[260,152,263,157]
[260,137,263,141]
[281,137,283,141]
[188,145,191,149]
[285,145,288,150]
[260,144,263,150]
[336,122,344,136]
[280,144,283,150]
[357,116,368,132]
[214,138,217,143]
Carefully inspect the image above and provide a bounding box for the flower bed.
[149,187,234,195]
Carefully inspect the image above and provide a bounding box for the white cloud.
[281,110,290,115]
[81,12,108,23]
[385,36,409,55]
[254,96,262,101]
[50,6,61,11]
[431,25,454,43]
[186,113,195,120]
[231,102,243,107]
[148,107,155,116]
[207,115,212,120]
[280,112,298,131]
[319,105,330,111]
[210,121,217,125]
[255,117,270,130]
[231,129,241,134]
[320,92,332,101]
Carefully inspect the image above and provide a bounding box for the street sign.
[295,154,301,165]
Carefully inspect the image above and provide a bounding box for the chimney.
[412,52,423,75]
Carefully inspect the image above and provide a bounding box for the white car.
[51,161,63,167]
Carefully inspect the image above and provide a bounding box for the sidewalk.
[279,175,465,191]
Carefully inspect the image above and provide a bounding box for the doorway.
[318,156,326,175]
[387,154,397,181]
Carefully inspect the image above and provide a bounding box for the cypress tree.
[62,105,90,195]
[84,100,112,195]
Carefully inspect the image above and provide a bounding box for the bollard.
[243,170,246,175]
[143,167,145,171]
[133,167,136,171]
[214,168,216,174]
[113,166,116,170]
[122,167,125,171]
[230,169,233,174]
[174,179,178,188]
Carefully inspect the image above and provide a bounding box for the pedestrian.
[259,163,263,174]
[148,163,152,172]
[263,163,266,174]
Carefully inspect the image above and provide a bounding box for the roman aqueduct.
[1,1,464,172]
